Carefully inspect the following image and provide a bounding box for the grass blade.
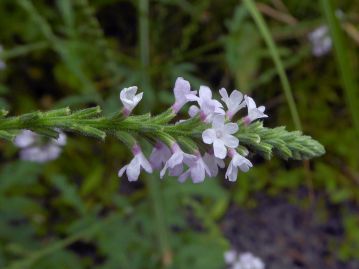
[321,0,359,138]
[243,0,302,130]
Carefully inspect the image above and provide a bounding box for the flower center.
[216,130,223,138]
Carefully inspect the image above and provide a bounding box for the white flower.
[0,45,6,70]
[202,114,239,159]
[243,96,268,124]
[187,86,224,122]
[237,252,265,269]
[118,145,153,181]
[225,149,253,182]
[14,129,67,163]
[160,143,194,178]
[178,153,210,183]
[120,86,143,116]
[219,88,246,120]
[224,249,238,265]
[149,141,171,170]
[171,77,197,113]
[308,25,332,57]
[203,152,225,177]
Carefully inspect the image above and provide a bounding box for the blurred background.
[0,0,358,268]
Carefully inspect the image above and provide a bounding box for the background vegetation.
[0,0,358,268]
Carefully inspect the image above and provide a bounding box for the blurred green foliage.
[0,0,358,268]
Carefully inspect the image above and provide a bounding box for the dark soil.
[222,193,359,269]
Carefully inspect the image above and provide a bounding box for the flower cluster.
[118,77,268,183]
[14,130,67,163]
[224,250,265,269]
[308,25,332,57]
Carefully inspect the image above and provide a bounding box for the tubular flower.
[187,86,224,122]
[243,95,268,124]
[178,153,211,183]
[225,149,253,182]
[149,141,172,170]
[120,86,143,116]
[202,152,225,177]
[160,143,195,178]
[171,77,197,113]
[219,88,246,120]
[118,144,153,181]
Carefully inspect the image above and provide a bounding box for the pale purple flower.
[171,77,197,113]
[224,250,238,265]
[308,25,332,57]
[160,143,194,178]
[202,114,239,159]
[14,130,67,163]
[243,96,268,124]
[236,252,265,269]
[178,153,211,183]
[118,144,153,181]
[187,86,225,122]
[149,141,171,170]
[120,86,143,116]
[202,152,225,177]
[0,45,5,70]
[219,88,246,120]
[225,149,253,182]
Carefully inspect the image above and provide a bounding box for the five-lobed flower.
[187,86,225,122]
[219,88,246,120]
[243,95,268,124]
[171,77,197,114]
[225,148,253,182]
[202,114,239,159]
[118,144,153,181]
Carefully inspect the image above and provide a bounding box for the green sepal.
[0,130,15,141]
[72,106,101,119]
[69,124,106,140]
[115,131,137,149]
[44,107,71,117]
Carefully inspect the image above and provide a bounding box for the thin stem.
[244,0,302,131]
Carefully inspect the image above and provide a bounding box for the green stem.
[321,0,359,139]
[244,0,302,130]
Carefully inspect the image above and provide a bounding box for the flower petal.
[191,162,206,183]
[224,122,238,134]
[219,88,229,102]
[202,129,216,144]
[139,152,153,173]
[118,165,128,177]
[173,77,190,99]
[212,114,225,129]
[199,86,212,100]
[188,105,200,117]
[223,134,239,148]
[213,139,227,159]
[126,157,141,181]
[244,95,256,110]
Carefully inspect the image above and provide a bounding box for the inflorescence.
[0,77,325,183]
